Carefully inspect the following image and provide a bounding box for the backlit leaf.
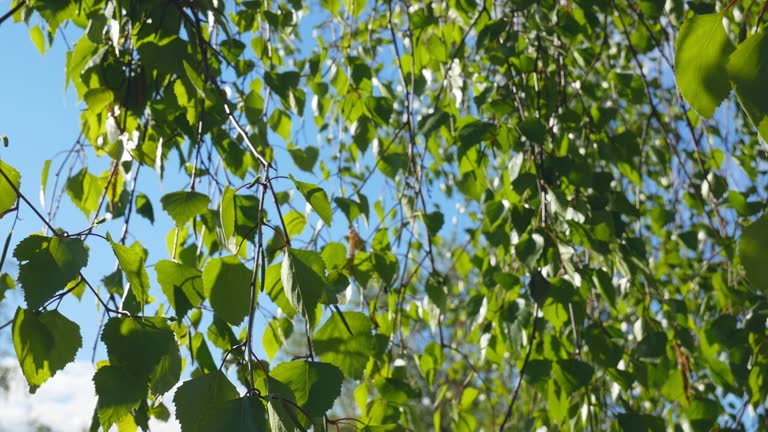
[270,361,343,417]
[135,193,154,223]
[674,13,734,118]
[202,255,252,325]
[65,168,102,218]
[101,317,181,394]
[263,317,294,361]
[739,215,768,292]
[174,371,240,432]
[108,235,151,307]
[12,308,81,393]
[0,159,21,217]
[281,248,326,320]
[314,312,372,379]
[14,235,88,309]
[199,397,267,431]
[289,175,332,227]
[155,259,204,319]
[161,191,210,226]
[93,365,147,429]
[727,28,768,142]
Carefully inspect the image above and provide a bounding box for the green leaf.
[108,236,151,307]
[256,374,303,431]
[137,36,188,76]
[65,35,98,89]
[202,255,252,325]
[220,186,237,250]
[515,231,544,269]
[0,159,21,217]
[84,87,114,113]
[93,365,148,429]
[135,193,154,223]
[519,118,546,143]
[314,312,373,379]
[617,414,665,432]
[553,359,594,394]
[270,361,343,417]
[269,109,292,141]
[263,317,294,361]
[321,242,348,272]
[288,146,319,172]
[0,273,14,303]
[334,197,365,225]
[220,187,261,252]
[592,269,617,310]
[583,324,623,368]
[284,210,307,237]
[29,25,45,55]
[65,168,102,218]
[267,397,303,432]
[191,332,217,374]
[13,235,88,309]
[418,110,449,138]
[199,396,267,431]
[674,13,734,118]
[425,272,447,310]
[174,371,240,432]
[636,329,668,362]
[726,28,768,142]
[266,263,296,318]
[424,211,444,238]
[161,191,211,226]
[101,317,181,394]
[281,248,326,320]
[207,318,239,351]
[289,175,332,227]
[739,215,768,292]
[683,397,720,430]
[155,259,204,319]
[12,308,81,393]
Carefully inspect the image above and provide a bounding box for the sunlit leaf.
[108,235,151,307]
[101,317,181,394]
[281,248,326,321]
[289,175,332,227]
[154,259,204,319]
[161,191,210,226]
[314,312,372,379]
[12,308,81,393]
[202,255,252,325]
[0,159,20,217]
[14,235,88,309]
[65,168,102,218]
[739,215,768,292]
[674,13,734,118]
[94,365,147,429]
[270,361,343,417]
[174,371,240,432]
[135,193,154,223]
[727,28,768,142]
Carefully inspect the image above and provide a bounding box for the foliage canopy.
[2,0,768,430]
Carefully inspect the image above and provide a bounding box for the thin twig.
[0,0,25,27]
[499,304,539,431]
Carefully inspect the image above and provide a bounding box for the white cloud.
[0,358,180,432]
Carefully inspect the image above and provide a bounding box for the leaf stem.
[724,0,741,14]
[758,1,768,25]
[0,0,25,27]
